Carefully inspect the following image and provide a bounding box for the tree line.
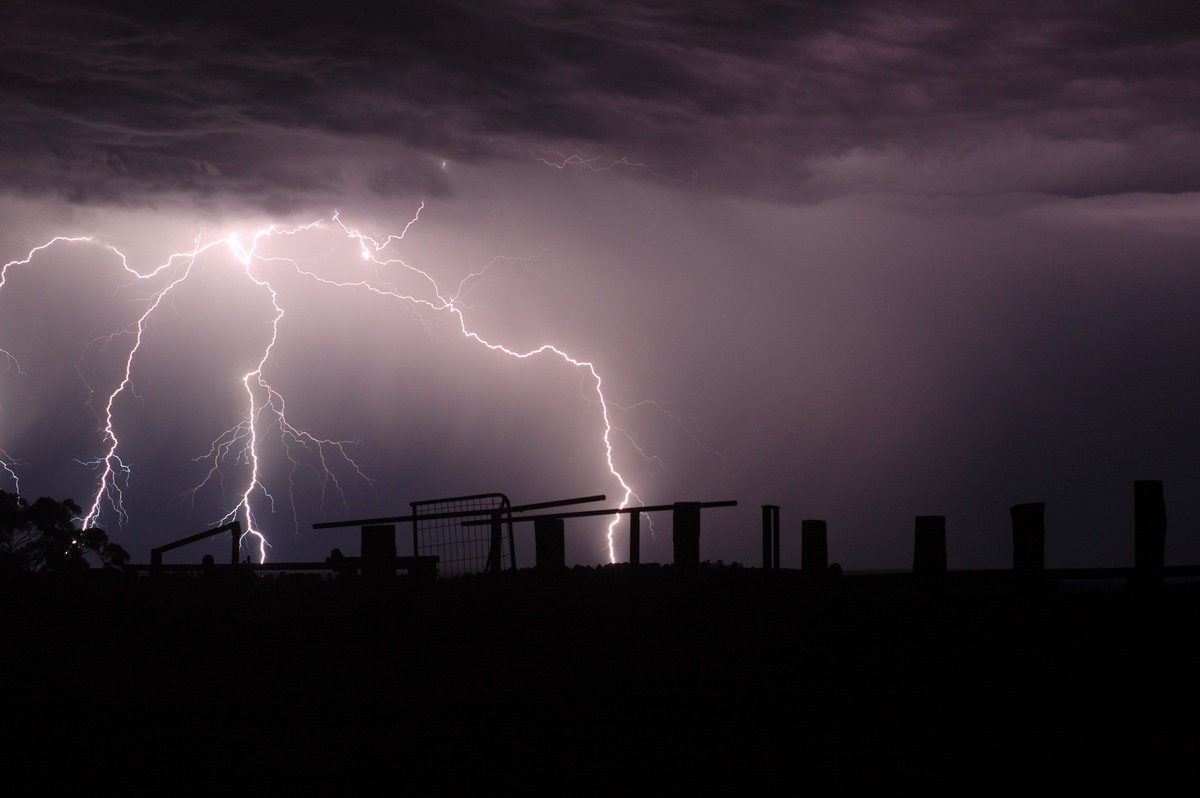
[0,491,129,573]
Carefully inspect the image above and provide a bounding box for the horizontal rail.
[312,494,606,530]
[961,565,1200,580]
[410,492,508,508]
[150,521,241,556]
[128,555,439,573]
[150,521,243,566]
[460,500,738,526]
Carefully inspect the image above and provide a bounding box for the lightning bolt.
[527,146,699,185]
[329,211,638,561]
[1,351,21,492]
[529,147,654,173]
[0,448,21,493]
[613,399,729,492]
[2,237,95,494]
[1,207,653,564]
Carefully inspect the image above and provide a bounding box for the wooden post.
[361,524,397,579]
[231,521,240,566]
[328,548,350,579]
[411,512,420,559]
[1010,503,1045,577]
[762,505,780,569]
[762,506,771,569]
[487,511,503,574]
[913,515,947,575]
[629,510,641,566]
[1134,480,1166,587]
[801,520,827,576]
[672,502,701,568]
[773,512,780,571]
[914,515,946,594]
[534,516,565,571]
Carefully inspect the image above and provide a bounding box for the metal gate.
[410,493,514,577]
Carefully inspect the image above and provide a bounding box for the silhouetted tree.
[0,491,129,573]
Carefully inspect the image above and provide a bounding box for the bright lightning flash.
[0,209,642,563]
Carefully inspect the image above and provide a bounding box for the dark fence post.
[914,515,947,593]
[534,516,565,571]
[914,515,947,574]
[629,510,641,566]
[361,524,396,579]
[486,511,503,574]
[1134,480,1166,587]
[673,502,701,568]
[762,505,780,569]
[801,520,827,576]
[773,512,780,571]
[1010,503,1045,578]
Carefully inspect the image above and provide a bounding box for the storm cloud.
[5,0,1200,208]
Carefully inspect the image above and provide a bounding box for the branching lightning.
[0,448,21,493]
[0,207,660,563]
[529,148,653,173]
[611,399,729,493]
[527,146,699,185]
[1,347,22,493]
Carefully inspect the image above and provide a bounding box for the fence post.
[534,516,565,571]
[1010,503,1045,578]
[914,515,947,574]
[914,515,947,593]
[773,511,780,571]
[673,502,701,568]
[1134,480,1166,587]
[361,524,396,579]
[629,510,641,566]
[486,511,503,574]
[762,505,780,569]
[801,520,827,576]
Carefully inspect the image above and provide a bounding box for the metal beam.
[312,494,606,530]
[460,500,737,526]
[150,521,241,566]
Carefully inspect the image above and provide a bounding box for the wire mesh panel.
[410,493,514,577]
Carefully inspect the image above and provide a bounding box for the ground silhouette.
[2,564,1198,790]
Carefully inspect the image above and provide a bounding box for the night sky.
[3,0,1200,569]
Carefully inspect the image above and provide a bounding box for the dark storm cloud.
[4,0,1200,210]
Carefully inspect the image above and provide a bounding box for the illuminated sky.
[3,1,1200,569]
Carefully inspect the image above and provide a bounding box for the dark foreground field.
[4,565,1199,791]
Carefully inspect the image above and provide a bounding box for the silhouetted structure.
[1134,480,1166,586]
[629,509,641,565]
[150,521,241,567]
[762,504,780,569]
[466,499,737,567]
[534,516,565,570]
[801,519,827,575]
[913,515,947,574]
[673,502,702,568]
[913,515,947,593]
[315,494,606,577]
[127,480,1194,590]
[410,493,515,577]
[361,524,397,579]
[1010,502,1045,576]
